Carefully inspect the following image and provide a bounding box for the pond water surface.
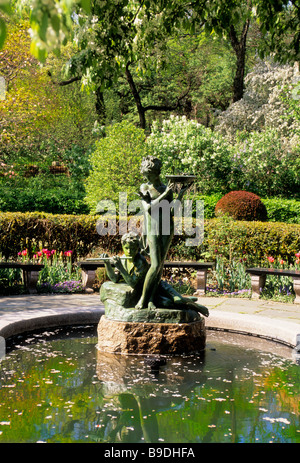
[0,326,299,443]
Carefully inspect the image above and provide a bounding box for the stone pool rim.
[0,306,299,353]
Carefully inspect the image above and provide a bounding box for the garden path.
[0,293,299,350]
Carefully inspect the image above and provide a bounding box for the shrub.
[148,115,300,199]
[0,21,97,169]
[215,191,268,221]
[0,267,23,295]
[231,129,300,198]
[0,184,89,215]
[193,194,300,223]
[85,121,148,212]
[169,215,300,266]
[0,212,119,260]
[147,115,234,195]
[262,198,300,224]
[202,217,300,265]
[0,144,92,214]
[1,212,300,267]
[194,193,223,219]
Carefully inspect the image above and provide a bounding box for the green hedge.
[1,186,299,223]
[201,218,300,265]
[195,194,222,219]
[1,212,300,265]
[0,187,89,215]
[262,198,300,224]
[0,212,121,260]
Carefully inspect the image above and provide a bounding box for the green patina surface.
[99,156,208,323]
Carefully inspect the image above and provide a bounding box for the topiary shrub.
[215,191,268,221]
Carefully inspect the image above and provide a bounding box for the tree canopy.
[1,0,299,129]
[2,0,300,71]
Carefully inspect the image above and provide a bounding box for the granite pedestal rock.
[98,278,207,355]
[97,315,206,355]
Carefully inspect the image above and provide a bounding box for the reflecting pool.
[0,326,299,443]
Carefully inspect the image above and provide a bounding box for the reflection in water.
[0,327,299,443]
[96,350,206,443]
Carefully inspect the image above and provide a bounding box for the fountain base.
[97,315,206,355]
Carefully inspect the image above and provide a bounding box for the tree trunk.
[229,19,250,102]
[125,63,146,129]
[233,47,247,102]
[95,87,106,124]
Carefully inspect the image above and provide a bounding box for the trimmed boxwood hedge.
[202,218,300,264]
[1,212,300,265]
[0,212,122,260]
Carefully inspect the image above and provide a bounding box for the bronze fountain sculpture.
[97,155,208,355]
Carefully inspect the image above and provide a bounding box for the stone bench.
[0,262,44,294]
[77,260,214,295]
[246,267,300,303]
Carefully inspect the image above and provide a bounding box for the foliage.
[13,0,91,61]
[0,211,112,260]
[200,215,300,266]
[7,0,298,131]
[192,0,254,102]
[0,246,83,295]
[148,115,300,199]
[0,18,36,88]
[39,279,83,293]
[10,0,299,76]
[0,72,97,165]
[84,121,148,211]
[0,177,89,214]
[194,194,300,224]
[54,0,179,90]
[35,248,83,292]
[0,0,11,48]
[206,251,300,301]
[194,194,223,219]
[103,33,236,130]
[0,20,97,171]
[259,256,296,303]
[193,0,300,65]
[147,115,234,195]
[2,211,300,303]
[255,0,300,63]
[215,190,268,221]
[262,198,300,224]
[215,60,300,140]
[0,143,92,214]
[30,247,81,285]
[207,254,251,295]
[0,267,23,295]
[180,34,234,123]
[231,128,300,198]
[2,211,300,265]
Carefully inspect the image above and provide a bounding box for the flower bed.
[0,248,83,295]
[38,280,84,294]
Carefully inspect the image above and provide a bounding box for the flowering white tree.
[147,115,234,194]
[215,59,300,144]
[148,113,300,198]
